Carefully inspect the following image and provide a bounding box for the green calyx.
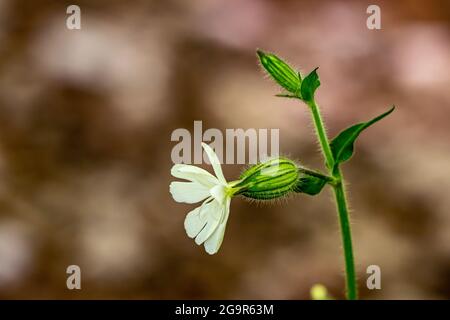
[257,50,301,95]
[233,158,300,200]
[230,157,331,200]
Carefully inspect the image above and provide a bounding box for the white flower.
[170,143,233,255]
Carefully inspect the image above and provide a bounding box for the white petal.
[170,181,210,204]
[204,197,231,254]
[184,202,208,238]
[194,200,223,245]
[202,143,226,184]
[210,184,227,205]
[171,164,218,188]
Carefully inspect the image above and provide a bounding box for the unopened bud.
[232,158,300,200]
[257,50,301,95]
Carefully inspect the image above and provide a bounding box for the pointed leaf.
[300,68,320,102]
[330,106,395,165]
[293,175,327,196]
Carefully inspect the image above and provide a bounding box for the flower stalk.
[306,100,334,169]
[297,166,335,185]
[333,167,357,300]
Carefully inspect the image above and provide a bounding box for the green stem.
[333,168,358,300]
[307,100,334,169]
[297,167,336,185]
[304,98,358,300]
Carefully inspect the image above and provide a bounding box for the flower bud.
[257,50,301,94]
[232,158,300,200]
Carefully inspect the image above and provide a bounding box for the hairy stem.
[332,168,357,300]
[307,100,334,169]
[304,98,358,300]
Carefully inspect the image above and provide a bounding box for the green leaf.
[293,175,327,196]
[300,68,320,102]
[330,106,395,165]
[257,49,301,94]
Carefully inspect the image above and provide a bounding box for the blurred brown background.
[0,0,449,299]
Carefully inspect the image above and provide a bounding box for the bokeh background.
[0,0,449,299]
